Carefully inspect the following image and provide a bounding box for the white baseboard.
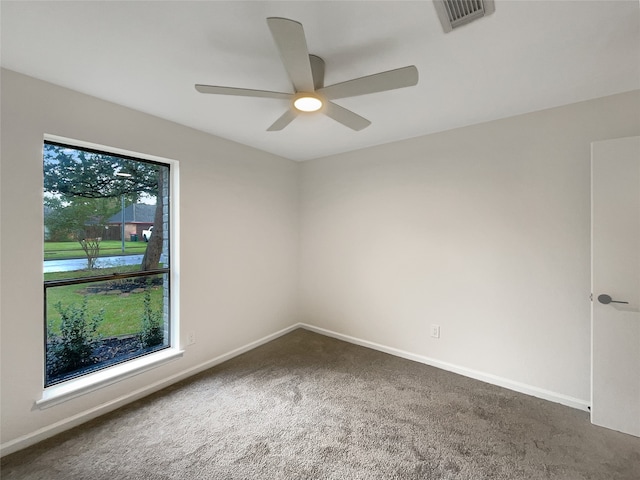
[0,324,299,457]
[298,323,590,412]
[2,321,589,457]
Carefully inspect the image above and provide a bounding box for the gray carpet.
[2,329,639,479]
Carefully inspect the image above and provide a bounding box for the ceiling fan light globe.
[294,96,323,112]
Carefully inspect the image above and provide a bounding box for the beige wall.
[299,90,640,407]
[3,65,639,454]
[0,69,299,451]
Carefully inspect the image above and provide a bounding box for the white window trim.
[37,348,184,409]
[40,134,181,408]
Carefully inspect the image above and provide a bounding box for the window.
[43,139,173,388]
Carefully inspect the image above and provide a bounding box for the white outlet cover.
[431,325,440,338]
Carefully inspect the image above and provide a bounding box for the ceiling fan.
[195,17,419,132]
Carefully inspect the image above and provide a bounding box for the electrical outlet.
[186,331,196,346]
[430,325,440,339]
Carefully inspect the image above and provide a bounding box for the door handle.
[597,294,629,305]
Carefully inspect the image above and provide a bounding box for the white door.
[591,136,640,437]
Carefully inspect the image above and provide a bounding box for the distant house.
[107,203,155,241]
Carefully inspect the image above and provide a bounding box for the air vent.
[433,0,495,33]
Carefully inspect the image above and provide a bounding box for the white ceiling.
[1,1,638,161]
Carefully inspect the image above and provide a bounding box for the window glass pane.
[45,274,169,386]
[43,142,169,281]
[43,141,171,387]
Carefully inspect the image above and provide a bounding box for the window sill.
[36,348,184,409]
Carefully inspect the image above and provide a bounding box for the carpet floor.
[2,328,639,479]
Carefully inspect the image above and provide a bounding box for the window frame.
[39,135,181,407]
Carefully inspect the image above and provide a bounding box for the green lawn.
[44,240,148,260]
[45,266,165,338]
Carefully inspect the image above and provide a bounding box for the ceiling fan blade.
[267,109,297,131]
[318,66,419,100]
[195,84,292,99]
[267,17,315,93]
[323,102,371,131]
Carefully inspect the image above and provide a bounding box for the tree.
[78,238,101,269]
[44,143,167,270]
[140,171,164,271]
[44,195,122,242]
[43,145,158,199]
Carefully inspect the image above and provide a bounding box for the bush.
[139,288,164,348]
[47,298,103,378]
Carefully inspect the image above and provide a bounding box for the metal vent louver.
[434,0,495,33]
